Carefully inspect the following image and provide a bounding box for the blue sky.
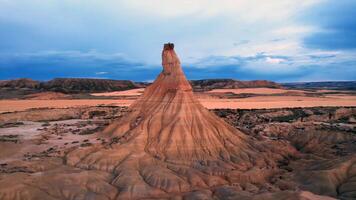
[0,0,355,82]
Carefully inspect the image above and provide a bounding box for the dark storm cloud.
[303,0,356,50]
[0,0,355,82]
[1,50,355,82]
[0,51,160,81]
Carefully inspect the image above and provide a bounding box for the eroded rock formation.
[103,43,254,163]
[64,43,298,199]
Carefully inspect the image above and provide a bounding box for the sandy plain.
[207,88,304,94]
[91,88,145,97]
[1,88,355,113]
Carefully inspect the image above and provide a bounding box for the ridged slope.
[102,43,251,163]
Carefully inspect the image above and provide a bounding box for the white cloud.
[13,50,129,61]
[0,0,336,79]
[265,57,285,64]
[119,0,323,22]
[95,71,108,75]
[272,26,317,36]
[0,0,325,63]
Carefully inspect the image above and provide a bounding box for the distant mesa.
[0,78,141,93]
[0,78,283,93]
[0,78,40,89]
[282,81,356,90]
[190,79,282,91]
[3,78,354,93]
[41,78,139,93]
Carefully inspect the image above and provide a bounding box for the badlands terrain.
[0,44,355,200]
[1,105,355,199]
[0,82,355,113]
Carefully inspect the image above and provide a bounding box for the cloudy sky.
[0,0,355,82]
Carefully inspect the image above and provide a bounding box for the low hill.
[0,78,140,93]
[282,81,356,90]
[0,78,40,89]
[40,78,138,93]
[190,79,282,91]
[0,78,282,93]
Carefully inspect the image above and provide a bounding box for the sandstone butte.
[66,44,308,198]
[0,43,342,200]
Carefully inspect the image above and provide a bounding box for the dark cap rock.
[164,43,174,50]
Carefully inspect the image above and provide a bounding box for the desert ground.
[1,86,355,200]
[0,105,355,199]
[1,88,356,113]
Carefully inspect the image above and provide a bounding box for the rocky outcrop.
[0,78,40,89]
